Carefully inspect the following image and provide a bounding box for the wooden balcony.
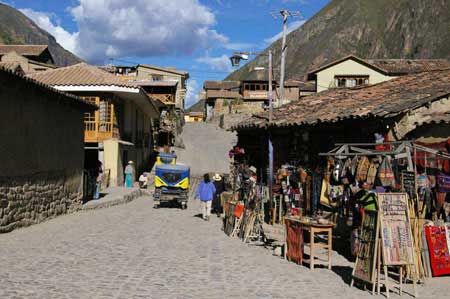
[84,121,119,143]
[83,96,119,143]
[149,93,175,105]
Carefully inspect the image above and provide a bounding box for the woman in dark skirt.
[212,173,225,217]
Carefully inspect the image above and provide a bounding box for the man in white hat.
[212,173,225,217]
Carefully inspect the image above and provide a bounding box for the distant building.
[185,99,205,122]
[203,70,311,123]
[0,45,56,74]
[307,55,450,93]
[103,64,189,111]
[0,66,95,232]
[28,63,161,189]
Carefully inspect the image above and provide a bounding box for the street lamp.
[230,50,274,220]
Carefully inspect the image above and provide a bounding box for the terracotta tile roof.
[0,65,96,111]
[203,80,240,90]
[367,59,450,75]
[414,112,450,126]
[0,62,23,74]
[234,69,450,130]
[0,44,48,56]
[27,63,138,88]
[307,55,450,77]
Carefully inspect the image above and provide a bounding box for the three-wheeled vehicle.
[153,153,190,209]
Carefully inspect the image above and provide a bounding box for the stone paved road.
[0,195,449,299]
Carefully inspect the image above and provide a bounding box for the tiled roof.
[0,45,48,56]
[203,80,240,90]
[233,69,450,130]
[0,65,96,110]
[0,62,23,74]
[414,112,450,126]
[368,59,450,75]
[27,63,138,88]
[307,55,450,77]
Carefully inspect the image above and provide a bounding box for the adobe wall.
[0,72,86,232]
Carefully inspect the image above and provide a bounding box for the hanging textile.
[350,156,359,177]
[356,156,370,182]
[437,173,450,192]
[366,159,379,185]
[378,157,396,187]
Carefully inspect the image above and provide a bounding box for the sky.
[3,0,330,108]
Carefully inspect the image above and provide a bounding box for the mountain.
[0,3,82,66]
[226,0,450,81]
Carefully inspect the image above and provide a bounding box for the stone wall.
[0,70,87,233]
[0,172,81,233]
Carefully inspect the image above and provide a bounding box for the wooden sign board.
[378,193,415,266]
[352,210,379,284]
[401,171,416,200]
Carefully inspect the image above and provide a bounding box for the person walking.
[124,161,135,188]
[212,173,225,217]
[93,160,103,199]
[195,173,216,221]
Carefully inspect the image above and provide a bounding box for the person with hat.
[124,161,135,188]
[212,173,225,217]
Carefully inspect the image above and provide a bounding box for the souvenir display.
[424,225,450,276]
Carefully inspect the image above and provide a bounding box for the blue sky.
[3,0,330,107]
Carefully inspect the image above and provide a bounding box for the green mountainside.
[0,3,82,66]
[226,0,450,81]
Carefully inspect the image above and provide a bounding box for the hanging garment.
[437,173,450,192]
[325,159,335,183]
[378,157,396,187]
[366,160,379,185]
[340,158,352,185]
[332,159,344,185]
[350,156,359,177]
[356,156,370,182]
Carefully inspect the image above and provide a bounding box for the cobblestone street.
[0,194,449,299]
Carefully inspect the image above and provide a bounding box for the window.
[334,75,369,88]
[152,75,163,81]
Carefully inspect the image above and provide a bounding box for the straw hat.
[128,160,134,164]
[249,166,257,174]
[212,173,222,181]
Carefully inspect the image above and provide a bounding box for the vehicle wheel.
[181,203,187,210]
[153,204,160,209]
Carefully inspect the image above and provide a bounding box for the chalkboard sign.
[401,171,416,200]
[352,210,379,284]
[378,193,415,266]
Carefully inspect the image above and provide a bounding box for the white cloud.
[20,8,78,54]
[21,0,230,64]
[264,19,305,44]
[70,0,228,63]
[185,79,200,109]
[196,54,233,72]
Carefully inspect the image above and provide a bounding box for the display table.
[284,216,333,270]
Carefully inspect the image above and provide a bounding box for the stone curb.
[82,189,151,211]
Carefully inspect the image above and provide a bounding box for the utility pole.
[268,50,273,214]
[273,10,301,107]
[278,10,288,107]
